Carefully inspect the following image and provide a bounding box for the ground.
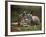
[11,23,42,32]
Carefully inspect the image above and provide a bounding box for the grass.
[11,23,42,32]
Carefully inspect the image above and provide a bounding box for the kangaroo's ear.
[31,10,34,14]
[29,11,32,14]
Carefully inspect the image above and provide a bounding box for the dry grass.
[11,23,42,32]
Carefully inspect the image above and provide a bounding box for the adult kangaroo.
[31,16,40,25]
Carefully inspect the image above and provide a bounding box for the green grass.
[11,23,42,32]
